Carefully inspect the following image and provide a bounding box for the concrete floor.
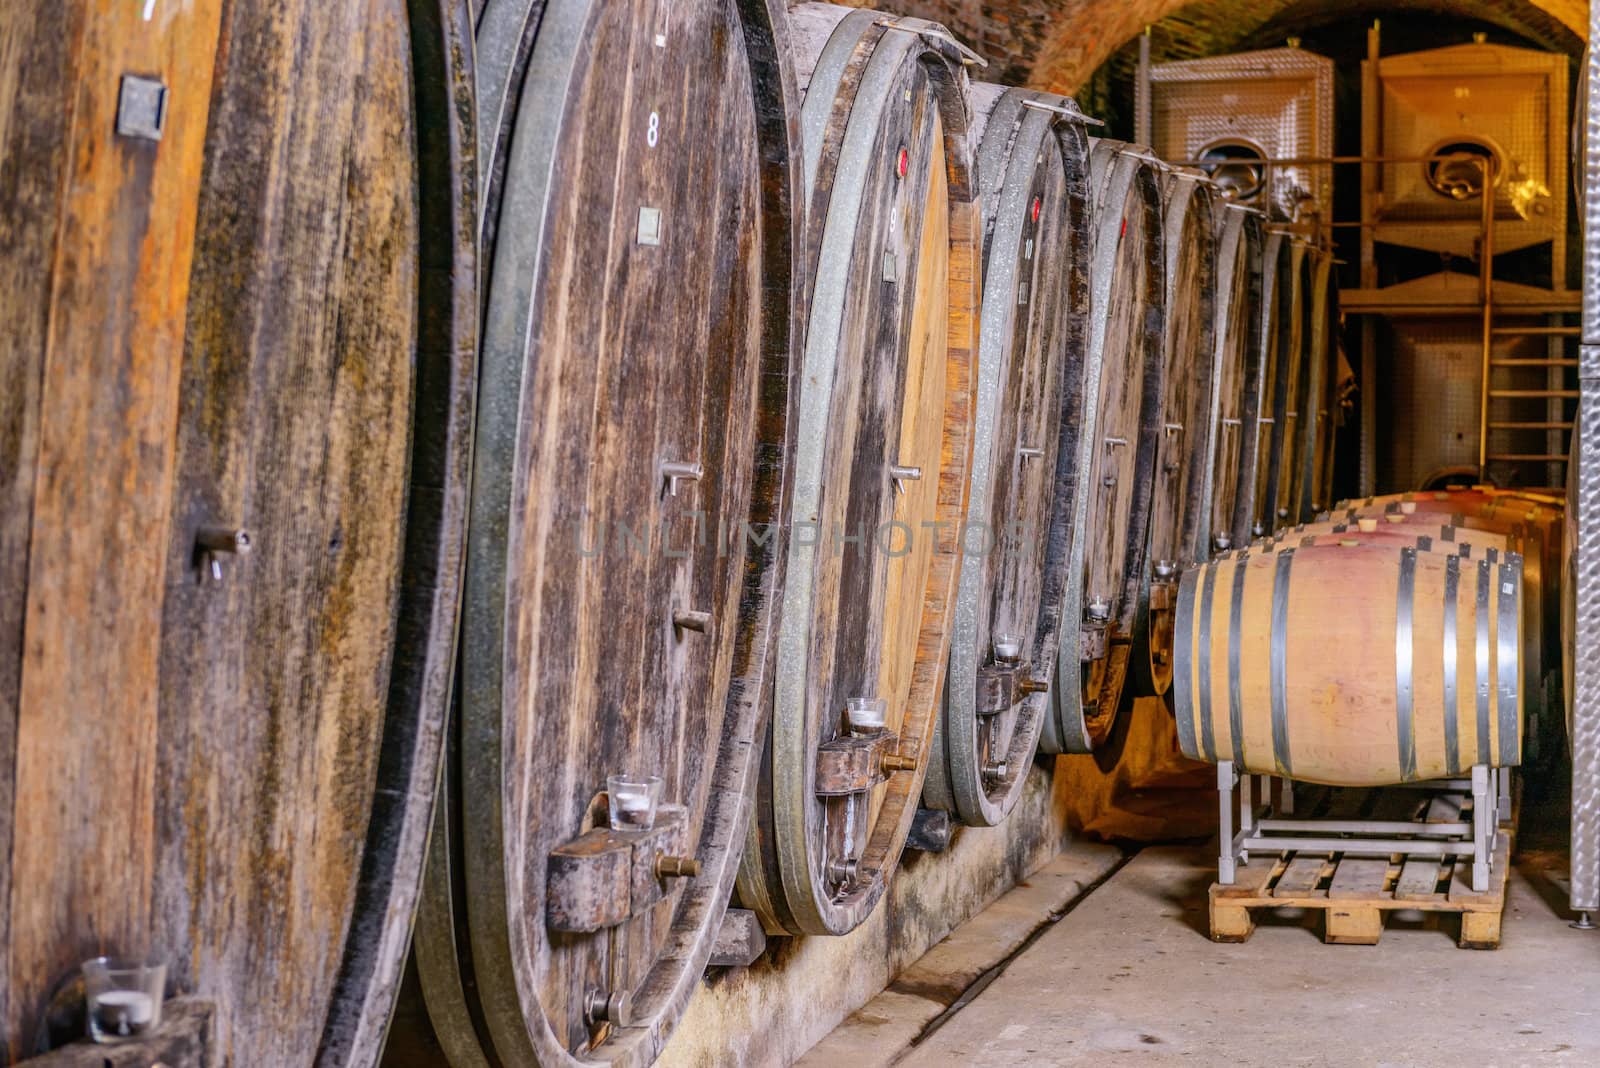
[898,825,1600,1066]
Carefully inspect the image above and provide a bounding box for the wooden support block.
[1458,908,1503,950]
[906,807,952,853]
[1210,900,1256,943]
[548,805,692,932]
[1324,906,1384,945]
[815,731,894,795]
[707,908,767,968]
[21,998,217,1068]
[547,829,633,932]
[974,663,1019,713]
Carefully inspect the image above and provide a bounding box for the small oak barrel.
[410,2,802,1065]
[735,2,980,937]
[922,84,1093,828]
[0,2,477,1065]
[1255,238,1317,534]
[1173,542,1524,786]
[1131,170,1219,701]
[1040,140,1166,754]
[1209,204,1267,556]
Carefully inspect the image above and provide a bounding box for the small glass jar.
[846,696,888,734]
[82,957,165,1044]
[606,775,662,830]
[992,633,1024,662]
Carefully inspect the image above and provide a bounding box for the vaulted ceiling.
[824,0,1585,91]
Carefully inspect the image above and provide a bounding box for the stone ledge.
[796,843,1124,1068]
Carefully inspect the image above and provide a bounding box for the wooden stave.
[412,2,802,1064]
[736,3,980,937]
[0,1,477,1063]
[924,85,1092,827]
[1173,541,1524,786]
[1130,171,1219,703]
[1213,207,1267,553]
[1042,140,1167,754]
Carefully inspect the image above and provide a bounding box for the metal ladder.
[1480,313,1578,486]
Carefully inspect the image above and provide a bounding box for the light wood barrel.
[1211,206,1267,554]
[736,3,979,937]
[1042,140,1166,754]
[410,3,801,1065]
[0,2,477,1064]
[1132,171,1218,701]
[1174,542,1525,785]
[923,85,1092,827]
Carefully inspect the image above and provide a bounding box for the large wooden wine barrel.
[735,4,979,937]
[410,3,801,1064]
[0,1,477,1064]
[1041,140,1166,754]
[1286,247,1337,521]
[1131,171,1218,701]
[1174,541,1524,785]
[1256,238,1316,533]
[922,85,1092,828]
[1209,205,1267,553]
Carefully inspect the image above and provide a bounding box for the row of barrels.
[1173,486,1568,786]
[0,3,1340,1067]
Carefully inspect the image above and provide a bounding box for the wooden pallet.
[1209,789,1515,948]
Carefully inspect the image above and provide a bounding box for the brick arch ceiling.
[821,1,1585,93]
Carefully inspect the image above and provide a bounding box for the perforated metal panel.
[1372,41,1567,258]
[1574,6,1600,915]
[1149,47,1333,226]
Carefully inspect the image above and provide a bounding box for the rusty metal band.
[1228,552,1249,767]
[1269,550,1293,776]
[1443,554,1461,773]
[1476,558,1492,766]
[1497,557,1522,767]
[1395,547,1417,781]
[1199,557,1221,762]
[1174,568,1200,761]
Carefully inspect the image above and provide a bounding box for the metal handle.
[1020,97,1105,127]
